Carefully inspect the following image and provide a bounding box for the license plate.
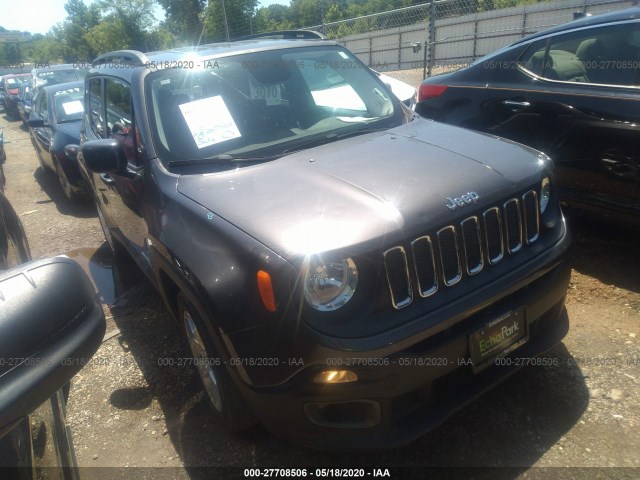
[469,307,527,371]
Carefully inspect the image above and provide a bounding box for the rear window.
[53,87,84,123]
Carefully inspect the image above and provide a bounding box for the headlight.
[304,257,358,311]
[540,177,551,214]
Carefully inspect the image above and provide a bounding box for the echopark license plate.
[469,307,527,372]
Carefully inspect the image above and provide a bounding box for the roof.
[3,73,31,79]
[32,64,86,74]
[40,81,83,95]
[88,38,336,79]
[512,6,640,45]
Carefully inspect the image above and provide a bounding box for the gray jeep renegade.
[77,37,572,448]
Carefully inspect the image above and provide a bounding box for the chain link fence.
[304,0,634,89]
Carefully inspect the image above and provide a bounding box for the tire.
[35,149,50,174]
[178,293,255,432]
[55,159,77,201]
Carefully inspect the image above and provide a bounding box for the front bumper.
[232,222,572,449]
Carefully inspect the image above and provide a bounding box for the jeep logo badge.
[446,192,480,211]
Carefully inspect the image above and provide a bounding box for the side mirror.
[81,138,126,173]
[27,117,45,128]
[64,144,79,161]
[0,257,106,438]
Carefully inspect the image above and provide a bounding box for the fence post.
[427,0,436,77]
[399,31,402,71]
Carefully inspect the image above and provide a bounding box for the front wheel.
[55,159,76,201]
[178,294,255,432]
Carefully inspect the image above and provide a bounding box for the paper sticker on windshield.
[179,96,241,149]
[62,100,83,115]
[250,80,283,106]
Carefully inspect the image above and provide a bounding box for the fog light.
[314,370,358,384]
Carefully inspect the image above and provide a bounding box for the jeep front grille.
[383,246,413,309]
[383,189,540,310]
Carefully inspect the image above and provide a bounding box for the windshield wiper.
[167,153,279,167]
[281,126,389,155]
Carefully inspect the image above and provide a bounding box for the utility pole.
[221,0,230,40]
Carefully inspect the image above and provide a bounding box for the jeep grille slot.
[504,199,522,254]
[522,191,539,244]
[411,236,438,297]
[483,207,504,265]
[383,247,413,309]
[383,189,541,310]
[437,226,462,287]
[461,217,483,275]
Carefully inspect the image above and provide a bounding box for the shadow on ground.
[565,209,640,295]
[32,165,95,218]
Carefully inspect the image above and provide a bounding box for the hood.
[177,118,546,260]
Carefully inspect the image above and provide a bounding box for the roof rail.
[92,50,150,67]
[233,30,326,41]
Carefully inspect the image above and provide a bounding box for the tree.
[254,4,294,32]
[157,0,206,43]
[203,0,258,41]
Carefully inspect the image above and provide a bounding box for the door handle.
[502,100,531,110]
[99,173,115,185]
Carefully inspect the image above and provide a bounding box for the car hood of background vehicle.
[177,118,546,261]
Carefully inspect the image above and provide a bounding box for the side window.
[520,22,640,86]
[35,91,49,123]
[519,39,550,77]
[88,78,105,138]
[105,78,142,166]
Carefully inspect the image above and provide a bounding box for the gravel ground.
[1,106,639,480]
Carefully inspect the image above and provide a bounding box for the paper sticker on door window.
[179,96,241,149]
[250,81,283,106]
[62,100,83,115]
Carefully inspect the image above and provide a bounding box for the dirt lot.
[1,109,639,480]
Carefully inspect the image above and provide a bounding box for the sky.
[0,0,291,35]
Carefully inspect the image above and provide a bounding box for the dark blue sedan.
[28,81,86,201]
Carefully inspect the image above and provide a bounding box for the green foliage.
[203,0,258,41]
[0,0,552,63]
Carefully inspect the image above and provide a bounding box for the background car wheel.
[55,160,76,201]
[177,293,255,432]
[35,150,49,174]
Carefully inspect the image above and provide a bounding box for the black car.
[415,7,640,224]
[16,82,33,125]
[28,82,87,201]
[78,42,571,448]
[0,190,106,478]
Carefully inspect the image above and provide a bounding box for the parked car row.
[415,7,640,225]
[1,73,32,117]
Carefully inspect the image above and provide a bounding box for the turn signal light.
[314,370,358,384]
[257,270,276,312]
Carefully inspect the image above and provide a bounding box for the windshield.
[146,45,403,163]
[53,86,84,123]
[35,69,81,87]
